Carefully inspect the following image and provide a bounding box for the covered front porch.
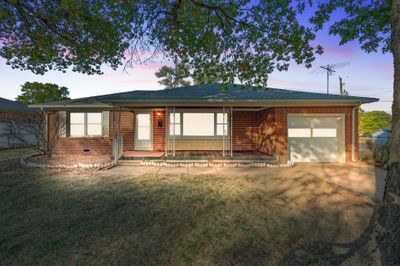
[110,105,274,163]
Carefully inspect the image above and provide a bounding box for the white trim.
[134,111,153,151]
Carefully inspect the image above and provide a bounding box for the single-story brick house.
[33,83,378,163]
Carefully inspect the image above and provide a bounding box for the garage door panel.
[312,117,338,128]
[288,117,311,127]
[289,138,314,162]
[288,115,343,163]
[312,138,339,162]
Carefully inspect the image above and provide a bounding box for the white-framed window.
[288,128,312,138]
[168,112,229,137]
[216,113,228,136]
[69,112,103,137]
[87,113,102,136]
[70,113,85,137]
[183,113,215,136]
[169,113,181,136]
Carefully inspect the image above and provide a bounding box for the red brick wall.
[51,111,113,156]
[153,110,166,151]
[257,108,277,155]
[262,106,358,162]
[119,111,135,151]
[231,111,259,151]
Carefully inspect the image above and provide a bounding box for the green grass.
[0,159,373,265]
[0,147,37,161]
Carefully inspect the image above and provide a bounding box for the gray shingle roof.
[37,83,379,106]
[0,97,32,112]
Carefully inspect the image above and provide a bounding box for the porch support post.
[165,106,168,157]
[222,106,225,157]
[230,106,233,157]
[173,106,176,157]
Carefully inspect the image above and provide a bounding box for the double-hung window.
[70,112,103,137]
[70,113,85,137]
[216,113,228,136]
[169,113,181,136]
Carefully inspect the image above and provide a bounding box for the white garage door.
[288,115,345,162]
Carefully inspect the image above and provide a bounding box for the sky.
[0,5,394,113]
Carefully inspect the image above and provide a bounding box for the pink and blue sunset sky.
[0,6,394,113]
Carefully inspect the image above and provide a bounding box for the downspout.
[351,104,361,162]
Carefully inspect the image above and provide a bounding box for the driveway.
[108,162,386,200]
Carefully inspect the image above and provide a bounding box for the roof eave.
[32,98,378,109]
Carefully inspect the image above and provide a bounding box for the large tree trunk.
[376,0,400,264]
[343,1,400,265]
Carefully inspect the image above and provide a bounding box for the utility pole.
[320,64,336,94]
[339,76,343,95]
[312,62,350,94]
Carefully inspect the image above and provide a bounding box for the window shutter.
[102,111,109,137]
[59,111,67,137]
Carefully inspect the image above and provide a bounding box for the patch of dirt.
[29,154,113,166]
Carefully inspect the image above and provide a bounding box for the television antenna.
[311,62,350,94]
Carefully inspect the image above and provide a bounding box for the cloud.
[367,63,393,75]
[323,45,356,58]
[115,78,158,84]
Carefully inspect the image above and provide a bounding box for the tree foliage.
[1,0,321,86]
[155,65,191,88]
[359,108,392,136]
[155,63,222,88]
[16,82,70,105]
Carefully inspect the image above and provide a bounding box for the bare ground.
[0,153,382,265]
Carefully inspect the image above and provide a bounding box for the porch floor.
[121,150,276,161]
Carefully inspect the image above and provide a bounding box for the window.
[69,112,103,137]
[70,113,85,137]
[183,113,215,136]
[168,112,230,137]
[169,113,181,136]
[312,128,337,137]
[87,113,102,136]
[288,128,311,138]
[216,113,228,136]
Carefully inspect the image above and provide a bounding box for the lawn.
[0,147,37,161]
[0,155,375,265]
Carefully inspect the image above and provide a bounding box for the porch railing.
[113,135,124,162]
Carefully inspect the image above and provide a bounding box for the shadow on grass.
[0,160,375,265]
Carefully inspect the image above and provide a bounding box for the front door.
[134,112,152,150]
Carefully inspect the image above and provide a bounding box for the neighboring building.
[0,97,36,148]
[32,83,378,163]
[371,128,391,146]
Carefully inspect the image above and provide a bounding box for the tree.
[5,110,66,158]
[359,109,392,136]
[154,65,191,88]
[1,0,400,263]
[16,82,69,105]
[0,1,321,84]
[155,63,222,88]
[310,0,399,264]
